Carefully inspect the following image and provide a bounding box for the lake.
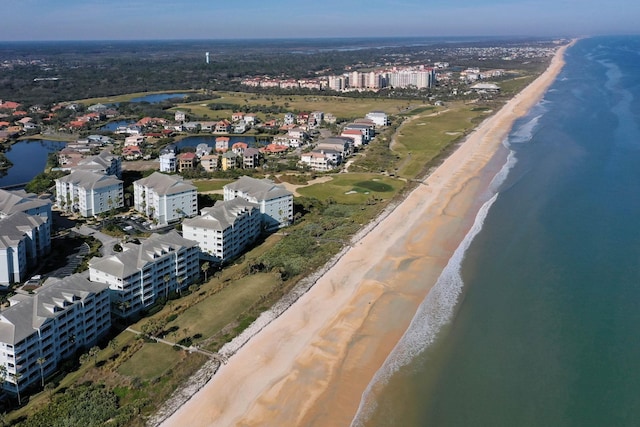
[128,93,189,103]
[99,120,136,131]
[0,139,67,188]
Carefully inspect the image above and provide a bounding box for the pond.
[129,93,189,103]
[99,120,136,131]
[0,139,67,188]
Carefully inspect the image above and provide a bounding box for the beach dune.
[159,41,571,427]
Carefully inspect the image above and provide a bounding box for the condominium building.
[55,171,124,217]
[0,189,52,238]
[0,189,52,222]
[133,172,197,225]
[183,199,261,264]
[0,274,111,394]
[89,231,200,318]
[223,176,293,231]
[73,150,122,178]
[0,212,50,286]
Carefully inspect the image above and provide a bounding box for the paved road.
[74,224,121,257]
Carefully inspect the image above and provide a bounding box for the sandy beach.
[158,41,572,427]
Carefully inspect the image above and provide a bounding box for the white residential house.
[133,172,197,225]
[195,143,212,158]
[244,114,257,125]
[200,154,219,172]
[0,212,50,286]
[182,199,261,264]
[287,127,307,140]
[174,111,187,122]
[300,150,342,172]
[300,151,335,172]
[365,111,389,127]
[242,148,262,169]
[344,123,374,142]
[284,113,296,125]
[124,135,145,147]
[340,129,366,147]
[0,274,111,394]
[89,231,199,318]
[316,137,353,158]
[55,171,124,217]
[159,152,177,173]
[223,176,293,231]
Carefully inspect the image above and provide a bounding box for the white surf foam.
[506,113,542,145]
[350,192,500,427]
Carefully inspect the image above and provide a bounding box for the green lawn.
[173,92,423,122]
[194,179,234,192]
[118,341,182,380]
[392,103,493,178]
[166,272,281,347]
[297,173,404,204]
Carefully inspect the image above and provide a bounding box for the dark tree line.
[0,38,557,107]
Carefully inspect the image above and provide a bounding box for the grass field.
[172,92,425,122]
[166,272,282,349]
[193,178,234,192]
[391,102,494,178]
[118,341,182,380]
[297,173,405,204]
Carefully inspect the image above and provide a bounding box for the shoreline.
[156,41,574,427]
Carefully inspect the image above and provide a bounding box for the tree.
[0,365,6,387]
[37,357,46,388]
[89,346,100,365]
[109,338,118,353]
[177,276,185,295]
[11,372,22,406]
[201,261,210,282]
[163,274,171,299]
[79,353,90,366]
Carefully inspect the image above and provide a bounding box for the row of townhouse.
[160,145,262,174]
[0,190,52,287]
[0,274,111,394]
[298,113,383,172]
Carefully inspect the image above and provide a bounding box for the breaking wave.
[350,191,500,427]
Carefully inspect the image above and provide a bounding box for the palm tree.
[201,261,210,282]
[11,372,22,406]
[177,276,185,295]
[163,274,171,299]
[36,357,46,388]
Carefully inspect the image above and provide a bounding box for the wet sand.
[159,41,572,427]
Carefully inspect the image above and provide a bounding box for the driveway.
[75,224,122,257]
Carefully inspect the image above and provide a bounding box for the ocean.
[353,36,640,426]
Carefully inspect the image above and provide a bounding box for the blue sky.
[2,0,637,41]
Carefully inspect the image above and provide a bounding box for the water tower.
[205,52,210,64]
